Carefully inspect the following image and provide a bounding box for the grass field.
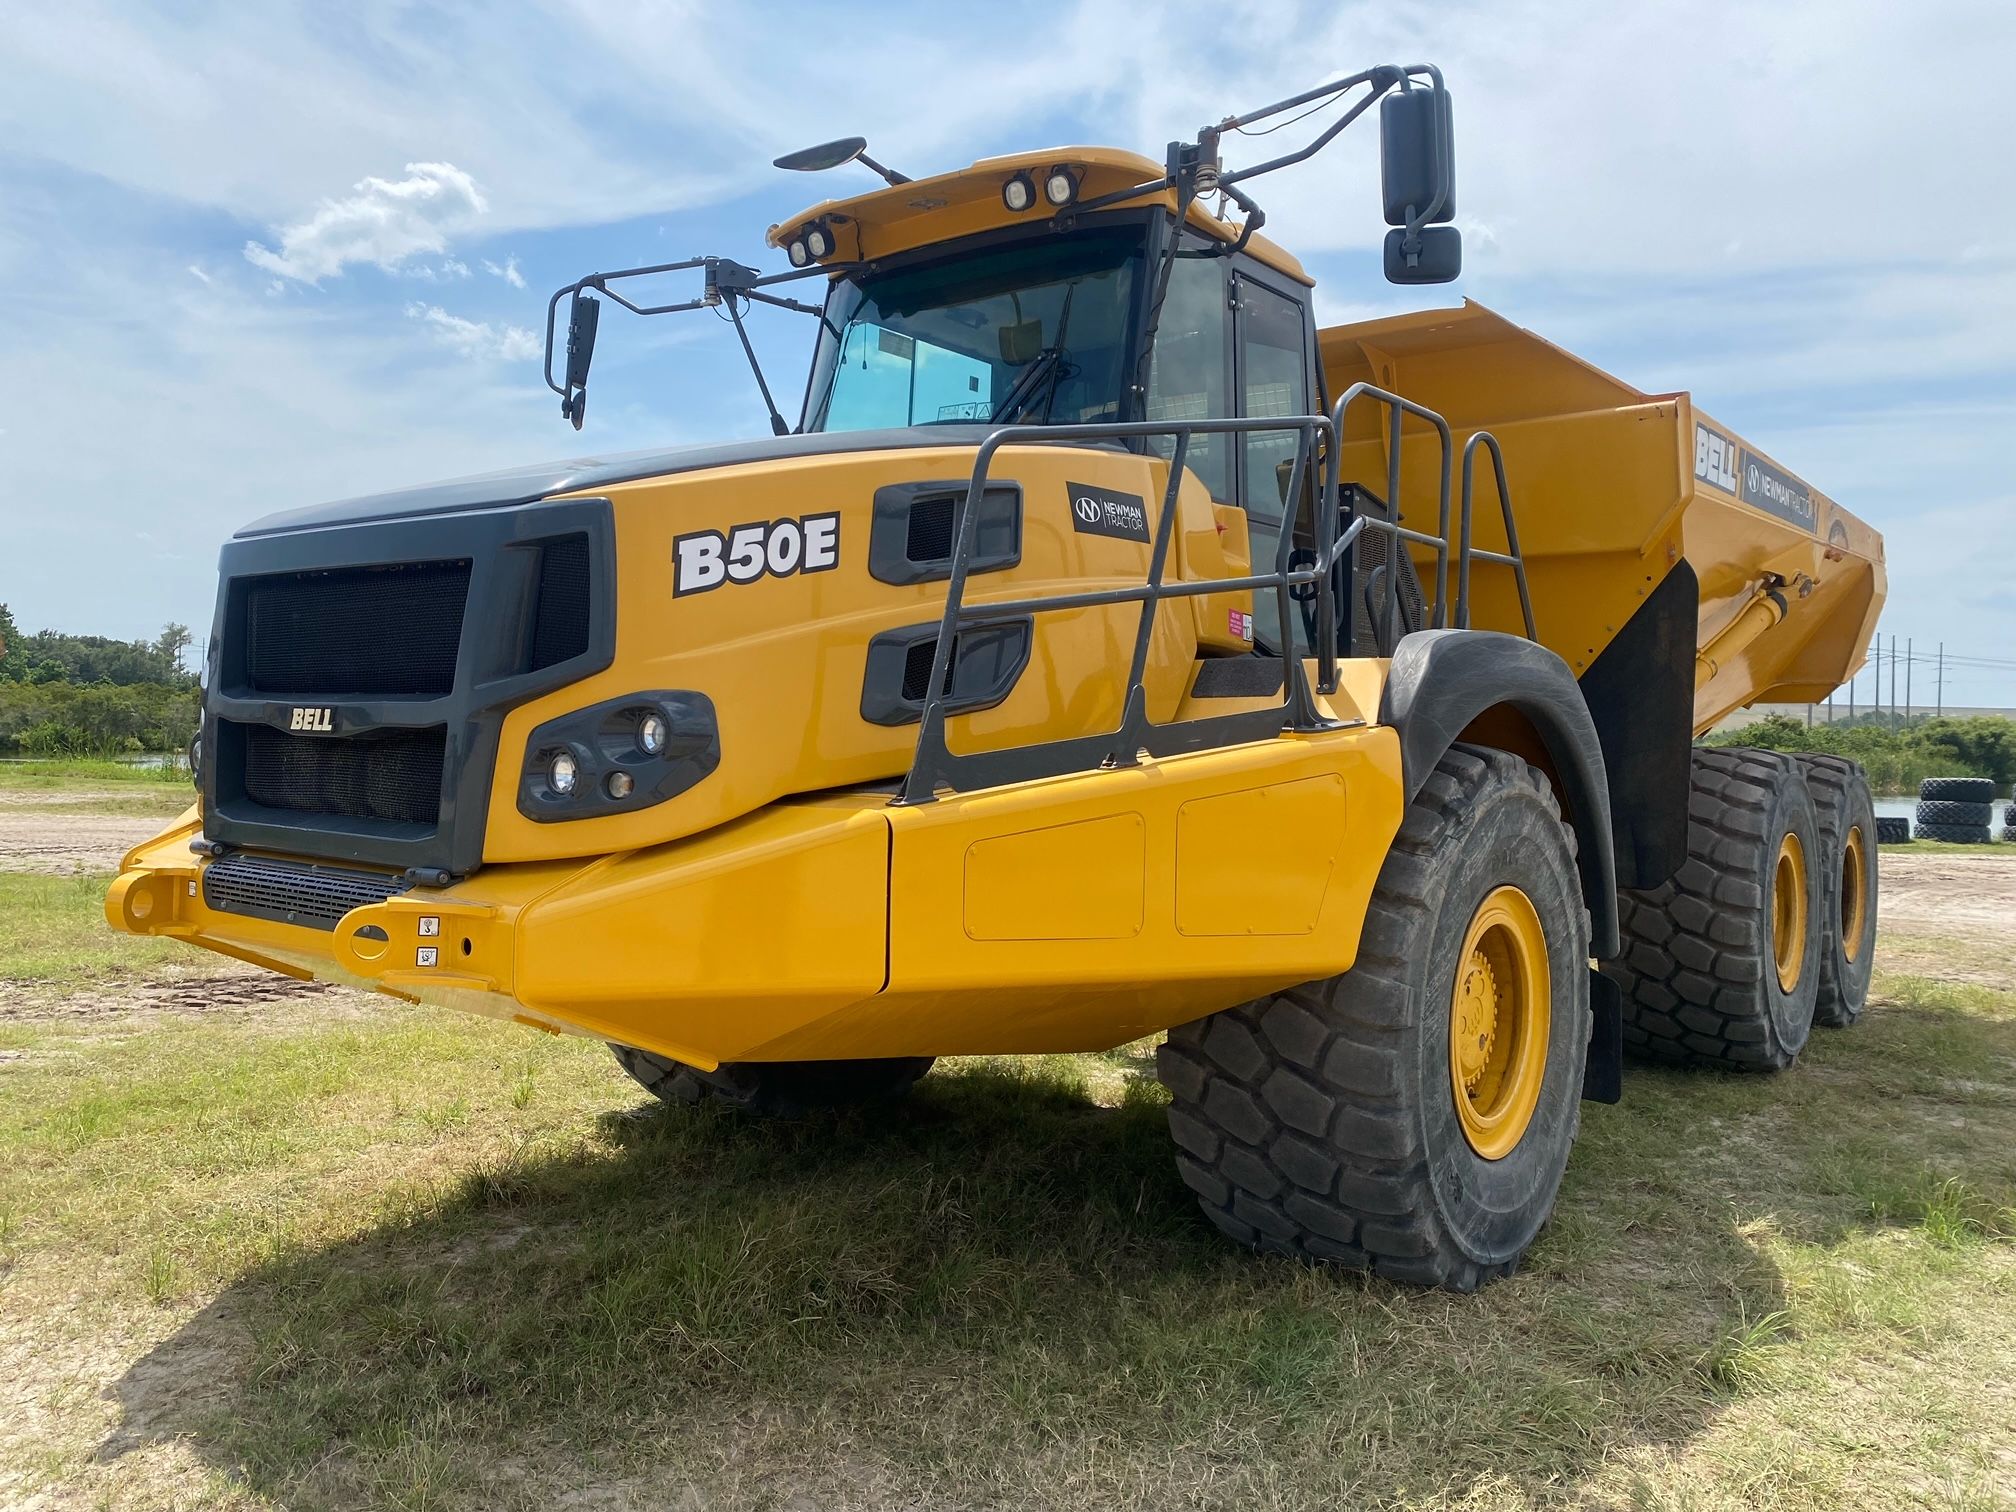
[2,773,2014,1510]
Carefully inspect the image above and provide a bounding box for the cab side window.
[1144,253,1231,499]
[1235,275,1312,648]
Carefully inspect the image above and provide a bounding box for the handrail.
[1323,381,1453,658]
[896,413,1343,804]
[1457,431,1537,639]
[893,388,1532,804]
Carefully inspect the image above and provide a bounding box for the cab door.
[1229,267,1317,651]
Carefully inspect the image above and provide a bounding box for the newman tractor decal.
[1694,421,1818,532]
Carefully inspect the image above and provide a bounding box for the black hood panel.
[236,427,998,539]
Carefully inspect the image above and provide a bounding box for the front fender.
[1380,630,1619,959]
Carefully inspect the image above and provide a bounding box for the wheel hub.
[1448,886,1552,1162]
[1772,829,1809,993]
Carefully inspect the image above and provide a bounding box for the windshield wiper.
[990,346,1065,423]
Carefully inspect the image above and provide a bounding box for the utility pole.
[1889,634,1898,730]
[1937,641,1944,716]
[1906,636,1912,723]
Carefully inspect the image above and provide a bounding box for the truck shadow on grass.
[99,999,2016,1511]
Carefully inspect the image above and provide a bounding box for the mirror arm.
[725,297,793,437]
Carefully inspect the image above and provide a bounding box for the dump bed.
[1319,301,1885,732]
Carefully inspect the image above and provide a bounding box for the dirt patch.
[0,965,365,1027]
[0,811,162,875]
[1879,852,2016,948]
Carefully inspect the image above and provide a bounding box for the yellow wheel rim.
[1772,831,1809,993]
[1449,886,1551,1162]
[1840,824,1868,964]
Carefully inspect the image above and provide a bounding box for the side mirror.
[1380,84,1455,227]
[774,136,868,173]
[1384,225,1462,284]
[560,290,600,430]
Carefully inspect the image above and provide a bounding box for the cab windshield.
[802,226,1145,432]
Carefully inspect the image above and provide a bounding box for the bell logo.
[288,707,334,733]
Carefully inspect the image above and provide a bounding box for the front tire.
[1157,745,1590,1291]
[610,1045,934,1117]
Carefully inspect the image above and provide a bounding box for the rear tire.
[1915,799,1993,828]
[610,1045,934,1117]
[1918,823,1993,844]
[1920,777,1994,803]
[1796,755,1877,1028]
[1604,747,1822,1071]
[1157,745,1590,1292]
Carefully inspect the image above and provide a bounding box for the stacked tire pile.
[1916,777,1995,844]
[1875,816,1911,844]
[2005,797,2016,844]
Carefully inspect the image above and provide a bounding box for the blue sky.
[3,0,2012,703]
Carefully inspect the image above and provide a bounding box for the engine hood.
[235,425,998,539]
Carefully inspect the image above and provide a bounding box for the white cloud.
[244,162,487,283]
[405,301,541,362]
[484,255,525,289]
[185,264,210,285]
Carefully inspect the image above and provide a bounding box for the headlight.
[1002,172,1036,212]
[804,224,832,259]
[517,692,721,823]
[787,238,810,267]
[1042,167,1079,207]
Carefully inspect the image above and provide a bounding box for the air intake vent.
[203,852,409,931]
[238,723,446,825]
[861,619,1033,726]
[527,533,592,670]
[870,481,1021,584]
[241,560,470,697]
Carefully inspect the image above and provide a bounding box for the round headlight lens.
[605,770,634,799]
[787,238,810,267]
[805,225,832,259]
[1002,173,1035,212]
[638,712,668,756]
[548,750,578,796]
[1043,168,1078,207]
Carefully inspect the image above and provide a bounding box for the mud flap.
[1583,967,1623,1104]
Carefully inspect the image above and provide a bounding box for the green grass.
[0,969,2011,1510]
[0,871,215,985]
[0,755,190,787]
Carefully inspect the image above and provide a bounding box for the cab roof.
[766,145,1313,287]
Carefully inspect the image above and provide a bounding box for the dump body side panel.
[1317,301,1885,733]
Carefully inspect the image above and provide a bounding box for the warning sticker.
[1229,609,1254,642]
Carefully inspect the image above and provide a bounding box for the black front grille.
[527,534,591,670]
[203,852,409,930]
[240,724,446,824]
[242,559,471,696]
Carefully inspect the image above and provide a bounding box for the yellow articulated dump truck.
[110,64,1884,1288]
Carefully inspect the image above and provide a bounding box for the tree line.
[0,602,201,755]
[1704,712,2016,795]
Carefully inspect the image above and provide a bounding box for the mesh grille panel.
[242,560,469,696]
[203,852,408,931]
[239,723,445,825]
[900,638,951,703]
[528,534,591,670]
[906,496,956,562]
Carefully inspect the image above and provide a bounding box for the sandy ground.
[0,809,164,875]
[1873,852,2016,945]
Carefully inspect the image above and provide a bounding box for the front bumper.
[109,731,1406,1068]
